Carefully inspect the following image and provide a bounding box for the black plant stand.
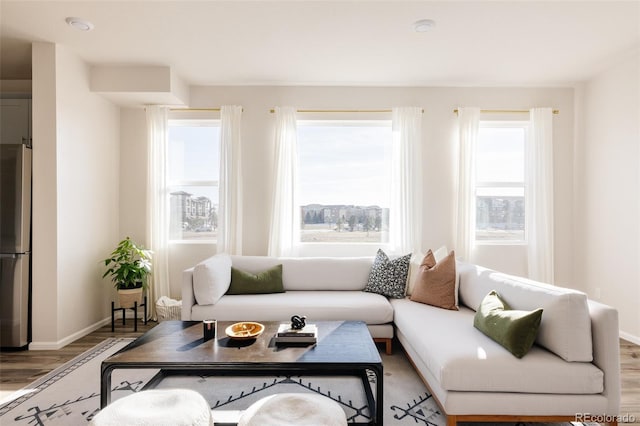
[111,295,147,332]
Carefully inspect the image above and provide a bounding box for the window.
[168,118,220,242]
[475,122,527,242]
[297,120,392,244]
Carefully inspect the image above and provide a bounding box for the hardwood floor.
[1,321,639,423]
[0,320,156,402]
[620,339,640,422]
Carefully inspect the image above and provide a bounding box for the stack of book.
[274,323,318,344]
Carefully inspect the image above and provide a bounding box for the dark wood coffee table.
[100,320,383,425]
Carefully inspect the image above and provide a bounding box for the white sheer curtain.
[268,107,299,257]
[455,107,480,261]
[217,105,243,255]
[527,107,554,282]
[146,105,171,313]
[389,107,423,254]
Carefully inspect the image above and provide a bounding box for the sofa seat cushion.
[457,262,593,362]
[391,298,604,394]
[191,290,394,324]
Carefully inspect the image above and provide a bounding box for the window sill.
[169,240,216,245]
[474,241,527,246]
[295,242,390,257]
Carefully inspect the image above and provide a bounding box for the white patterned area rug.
[0,337,594,426]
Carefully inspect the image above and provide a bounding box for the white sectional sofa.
[182,254,621,425]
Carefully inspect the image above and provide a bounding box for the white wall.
[25,44,640,345]
[31,43,59,345]
[31,42,121,348]
[575,50,640,340]
[119,108,147,244]
[120,85,576,296]
[35,64,640,343]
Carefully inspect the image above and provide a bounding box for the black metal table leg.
[143,295,148,325]
[133,301,138,332]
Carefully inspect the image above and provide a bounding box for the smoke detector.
[413,19,436,33]
[66,17,94,32]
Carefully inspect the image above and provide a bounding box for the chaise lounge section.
[392,261,620,425]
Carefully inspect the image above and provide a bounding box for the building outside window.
[475,121,527,243]
[297,120,392,244]
[168,118,220,242]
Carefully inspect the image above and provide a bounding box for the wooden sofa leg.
[373,338,393,355]
[446,414,457,426]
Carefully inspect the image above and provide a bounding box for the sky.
[297,122,392,207]
[168,123,220,203]
[476,126,525,183]
[168,120,526,208]
[169,120,393,209]
[476,125,526,197]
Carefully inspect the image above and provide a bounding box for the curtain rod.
[453,108,559,115]
[269,108,424,114]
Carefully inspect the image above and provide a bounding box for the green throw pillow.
[473,290,543,358]
[226,264,285,295]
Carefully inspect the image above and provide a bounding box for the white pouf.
[90,389,214,426]
[237,393,347,426]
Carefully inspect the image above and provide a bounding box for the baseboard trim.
[620,330,640,346]
[29,317,112,350]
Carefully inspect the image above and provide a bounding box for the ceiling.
[1,1,639,88]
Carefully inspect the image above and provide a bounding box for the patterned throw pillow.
[364,249,411,298]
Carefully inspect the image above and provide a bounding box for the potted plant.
[102,237,152,309]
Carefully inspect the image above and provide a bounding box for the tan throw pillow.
[410,249,458,310]
[405,251,425,296]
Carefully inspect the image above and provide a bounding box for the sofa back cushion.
[230,256,373,291]
[457,262,593,362]
[193,254,232,305]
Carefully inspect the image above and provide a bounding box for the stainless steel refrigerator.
[0,143,32,349]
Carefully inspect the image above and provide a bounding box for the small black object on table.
[290,314,307,330]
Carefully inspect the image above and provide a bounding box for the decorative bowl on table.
[225,322,265,340]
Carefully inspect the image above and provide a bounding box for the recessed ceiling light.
[413,19,436,33]
[65,17,94,32]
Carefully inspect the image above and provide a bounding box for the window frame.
[167,113,221,244]
[295,118,393,252]
[474,120,529,246]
